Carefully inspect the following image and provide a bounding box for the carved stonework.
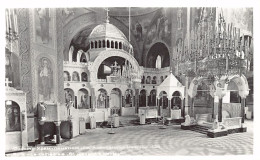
[18,8,33,114]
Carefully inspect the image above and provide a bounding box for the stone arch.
[225,74,250,99]
[188,77,215,98]
[171,91,182,109]
[90,50,140,81]
[149,89,157,106]
[158,91,168,109]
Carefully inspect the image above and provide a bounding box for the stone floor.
[7,120,253,156]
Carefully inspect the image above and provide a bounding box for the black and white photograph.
[2,0,259,159]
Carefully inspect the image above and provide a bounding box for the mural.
[38,57,53,102]
[97,89,107,108]
[35,8,53,47]
[78,89,89,109]
[125,89,133,107]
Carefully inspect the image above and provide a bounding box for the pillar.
[241,98,246,123]
[181,98,185,117]
[135,89,139,114]
[168,99,171,114]
[218,98,223,122]
[146,95,149,107]
[38,121,45,144]
[190,97,195,117]
[55,121,61,144]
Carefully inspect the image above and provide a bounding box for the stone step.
[189,125,210,134]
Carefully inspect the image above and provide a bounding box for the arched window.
[115,41,118,49]
[111,41,114,48]
[95,41,98,48]
[102,40,106,48]
[99,40,102,48]
[155,55,162,69]
[119,42,122,49]
[146,76,151,84]
[91,41,94,49]
[107,40,110,48]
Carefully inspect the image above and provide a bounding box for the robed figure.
[38,58,53,101]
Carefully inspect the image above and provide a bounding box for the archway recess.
[146,42,170,68]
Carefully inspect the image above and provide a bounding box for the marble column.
[55,121,61,144]
[181,98,185,117]
[218,98,223,122]
[135,89,139,114]
[241,98,246,123]
[168,99,171,117]
[191,97,195,117]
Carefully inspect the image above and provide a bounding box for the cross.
[104,8,110,23]
[5,78,12,87]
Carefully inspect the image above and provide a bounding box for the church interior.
[5,7,254,156]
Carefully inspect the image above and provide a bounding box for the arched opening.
[97,89,108,108]
[72,71,80,81]
[81,72,88,82]
[149,89,156,106]
[141,76,145,84]
[110,88,122,109]
[171,91,181,109]
[160,76,164,83]
[80,52,87,63]
[102,40,106,48]
[146,76,151,84]
[115,41,118,49]
[97,56,135,79]
[152,76,157,84]
[107,40,110,48]
[139,89,147,107]
[63,71,71,81]
[111,41,114,48]
[78,89,89,109]
[227,81,240,103]
[146,42,170,68]
[91,41,94,48]
[119,42,122,49]
[95,41,98,48]
[159,91,168,109]
[98,40,101,48]
[5,100,21,132]
[125,89,133,107]
[64,88,75,108]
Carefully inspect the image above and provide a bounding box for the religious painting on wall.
[125,89,133,107]
[97,89,107,108]
[34,8,54,47]
[5,101,21,132]
[78,89,89,109]
[38,57,54,102]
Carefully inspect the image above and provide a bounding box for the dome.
[89,22,127,41]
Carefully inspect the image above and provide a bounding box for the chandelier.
[176,9,253,82]
[6,9,19,54]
